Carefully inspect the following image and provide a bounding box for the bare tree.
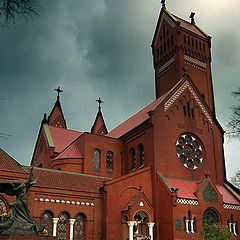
[227,88,240,138]
[0,0,40,26]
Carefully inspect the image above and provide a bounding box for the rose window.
[176,134,203,169]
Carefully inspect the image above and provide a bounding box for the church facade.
[1,3,240,240]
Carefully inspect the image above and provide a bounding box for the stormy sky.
[0,0,240,179]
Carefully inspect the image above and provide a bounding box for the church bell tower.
[151,2,215,115]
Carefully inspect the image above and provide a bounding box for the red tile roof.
[216,185,240,205]
[171,13,207,38]
[166,177,198,200]
[25,167,109,193]
[106,94,167,138]
[54,142,83,160]
[48,126,82,153]
[0,149,26,174]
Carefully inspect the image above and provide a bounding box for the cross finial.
[161,0,166,9]
[54,87,63,100]
[96,98,103,112]
[189,12,195,24]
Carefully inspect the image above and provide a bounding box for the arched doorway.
[133,211,149,238]
[203,208,219,226]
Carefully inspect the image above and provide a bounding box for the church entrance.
[126,211,154,240]
[133,212,149,238]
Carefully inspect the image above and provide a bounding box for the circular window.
[176,133,204,170]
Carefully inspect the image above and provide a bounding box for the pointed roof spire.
[189,12,195,24]
[161,0,166,9]
[48,87,67,128]
[91,98,108,135]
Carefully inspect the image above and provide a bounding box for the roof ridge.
[23,165,112,180]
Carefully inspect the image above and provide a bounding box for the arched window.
[138,144,144,168]
[40,210,53,236]
[74,213,86,240]
[130,148,136,170]
[106,151,113,173]
[93,149,101,171]
[57,212,70,240]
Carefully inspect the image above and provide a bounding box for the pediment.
[163,78,213,126]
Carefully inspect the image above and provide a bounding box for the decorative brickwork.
[176,198,198,206]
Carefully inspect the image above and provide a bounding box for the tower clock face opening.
[176,133,204,170]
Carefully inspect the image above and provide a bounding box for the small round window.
[176,133,204,170]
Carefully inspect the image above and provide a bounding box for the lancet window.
[93,149,101,171]
[138,144,144,168]
[228,214,238,235]
[106,151,113,173]
[130,148,136,170]
[74,213,86,240]
[184,211,196,233]
[57,212,70,240]
[40,210,53,236]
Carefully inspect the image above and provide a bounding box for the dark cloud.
[0,0,240,177]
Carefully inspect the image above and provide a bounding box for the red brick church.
[1,3,240,240]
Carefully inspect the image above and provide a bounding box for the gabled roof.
[216,185,240,205]
[53,142,83,160]
[48,99,67,129]
[46,125,82,153]
[166,177,199,200]
[122,194,139,212]
[91,111,108,135]
[165,176,240,205]
[171,13,207,38]
[152,7,208,47]
[0,148,27,174]
[106,93,168,138]
[25,167,110,193]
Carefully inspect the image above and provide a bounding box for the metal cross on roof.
[161,0,166,8]
[96,98,103,112]
[54,86,63,100]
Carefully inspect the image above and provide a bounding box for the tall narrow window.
[187,102,190,117]
[74,213,86,240]
[106,151,113,173]
[184,35,186,44]
[93,149,101,171]
[138,144,144,168]
[40,211,53,236]
[131,148,136,170]
[57,212,70,240]
[171,36,174,46]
